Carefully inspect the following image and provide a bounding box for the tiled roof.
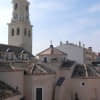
[0,44,34,57]
[0,80,20,99]
[37,45,67,56]
[0,62,13,71]
[25,63,55,74]
[72,64,100,78]
[0,62,31,72]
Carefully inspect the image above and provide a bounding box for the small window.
[20,16,24,21]
[14,3,18,10]
[24,28,27,36]
[81,82,85,87]
[20,97,25,100]
[28,30,31,37]
[12,28,14,36]
[75,93,79,100]
[26,6,29,11]
[51,58,57,62]
[44,57,47,63]
[26,16,29,20]
[82,82,85,86]
[14,14,18,20]
[63,57,66,62]
[17,28,20,35]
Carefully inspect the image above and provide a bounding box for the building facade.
[56,41,97,64]
[0,46,100,100]
[0,0,100,100]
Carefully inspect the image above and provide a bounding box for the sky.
[0,0,100,54]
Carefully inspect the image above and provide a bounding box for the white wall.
[56,44,84,64]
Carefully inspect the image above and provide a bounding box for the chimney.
[50,44,53,48]
[60,41,63,46]
[50,44,54,54]
[98,53,100,56]
[66,41,69,45]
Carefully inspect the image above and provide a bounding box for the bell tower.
[8,0,32,53]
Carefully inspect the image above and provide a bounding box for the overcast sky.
[0,0,100,54]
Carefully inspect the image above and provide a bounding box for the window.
[44,57,47,63]
[14,14,18,20]
[14,3,18,10]
[36,88,42,100]
[20,97,25,100]
[82,82,85,86]
[75,93,79,100]
[20,16,24,21]
[17,28,20,35]
[63,57,66,62]
[51,58,57,62]
[24,28,27,36]
[26,6,29,11]
[11,28,14,36]
[28,30,31,37]
[26,16,29,20]
[56,77,65,86]
[0,53,1,57]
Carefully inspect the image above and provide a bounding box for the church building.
[0,0,100,100]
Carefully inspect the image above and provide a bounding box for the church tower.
[8,0,32,53]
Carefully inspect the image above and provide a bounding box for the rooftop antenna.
[50,40,53,45]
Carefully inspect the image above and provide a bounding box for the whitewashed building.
[56,41,97,64]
